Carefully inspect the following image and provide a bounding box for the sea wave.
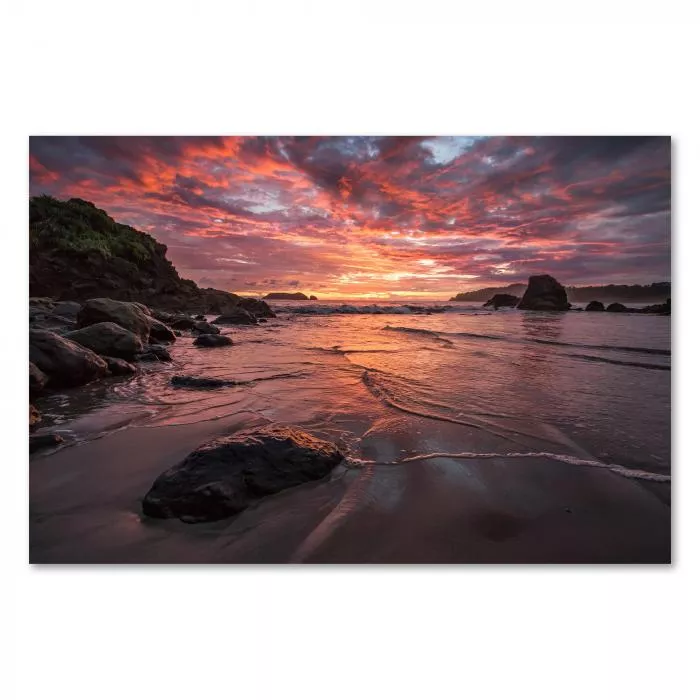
[275,303,459,315]
[345,452,670,482]
[384,324,670,357]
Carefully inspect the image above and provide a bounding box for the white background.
[1,2,698,699]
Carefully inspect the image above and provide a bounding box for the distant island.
[450,281,671,303]
[263,292,316,300]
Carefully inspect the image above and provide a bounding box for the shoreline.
[30,404,670,564]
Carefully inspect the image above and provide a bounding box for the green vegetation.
[29,195,160,263]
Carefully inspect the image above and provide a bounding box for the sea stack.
[517,274,571,311]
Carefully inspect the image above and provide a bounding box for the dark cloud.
[29,136,671,296]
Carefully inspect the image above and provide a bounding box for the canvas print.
[28,136,671,564]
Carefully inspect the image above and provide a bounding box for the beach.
[30,302,671,564]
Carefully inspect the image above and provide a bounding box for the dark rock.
[29,297,55,311]
[30,404,41,430]
[309,295,318,301]
[193,320,220,335]
[66,322,143,360]
[517,274,570,311]
[29,310,77,333]
[30,433,64,453]
[212,309,257,325]
[137,344,173,362]
[77,298,152,340]
[585,301,605,312]
[149,309,175,323]
[102,356,137,375]
[169,315,196,330]
[170,375,237,389]
[30,362,48,397]
[30,329,108,388]
[193,334,234,347]
[484,293,519,310]
[606,302,628,313]
[142,425,344,522]
[52,300,81,318]
[194,314,206,320]
[235,298,276,319]
[258,318,268,323]
[147,317,177,344]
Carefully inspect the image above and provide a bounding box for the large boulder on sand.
[212,309,257,325]
[30,329,108,388]
[517,275,570,311]
[483,293,519,310]
[585,301,605,312]
[77,298,151,340]
[66,322,143,360]
[142,425,344,522]
[193,334,233,347]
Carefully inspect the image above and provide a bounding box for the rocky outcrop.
[102,356,137,375]
[483,294,519,310]
[212,309,257,325]
[142,426,344,522]
[263,292,308,300]
[30,329,108,388]
[193,334,234,347]
[29,362,48,397]
[30,195,275,317]
[606,302,628,313]
[309,295,318,301]
[585,301,605,312]
[66,322,143,360]
[517,275,570,311]
[77,298,152,341]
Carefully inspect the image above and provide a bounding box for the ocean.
[30,301,671,563]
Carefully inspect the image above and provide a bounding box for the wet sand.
[30,411,670,564]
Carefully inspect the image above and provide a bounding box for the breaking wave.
[345,452,670,483]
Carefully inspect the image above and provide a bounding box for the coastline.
[30,398,670,565]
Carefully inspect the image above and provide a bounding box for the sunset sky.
[29,136,671,299]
